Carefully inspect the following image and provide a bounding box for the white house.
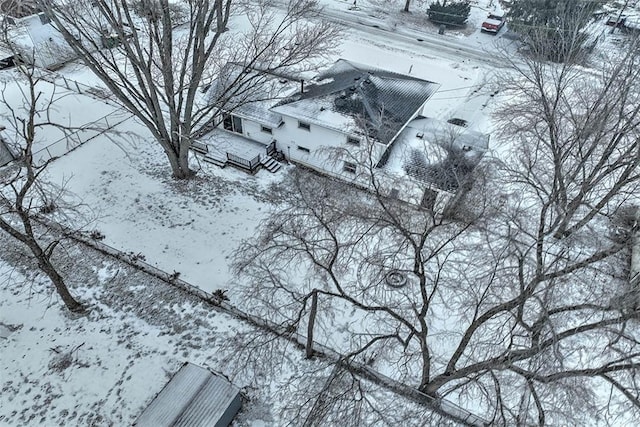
[199,59,488,210]
[0,0,74,69]
[0,0,112,69]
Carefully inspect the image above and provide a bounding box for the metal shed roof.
[134,363,242,427]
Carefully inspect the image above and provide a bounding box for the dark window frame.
[343,161,357,174]
[347,136,360,146]
[222,113,243,134]
[298,121,311,131]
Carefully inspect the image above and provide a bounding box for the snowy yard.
[2,0,639,425]
[0,230,451,426]
[0,10,495,424]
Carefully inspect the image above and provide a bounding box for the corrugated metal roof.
[233,101,283,128]
[134,363,242,427]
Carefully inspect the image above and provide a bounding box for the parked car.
[481,13,505,34]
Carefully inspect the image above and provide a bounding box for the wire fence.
[17,68,133,164]
[34,68,117,104]
[32,110,132,165]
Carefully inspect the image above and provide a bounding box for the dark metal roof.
[384,117,489,192]
[276,59,441,144]
[134,363,242,427]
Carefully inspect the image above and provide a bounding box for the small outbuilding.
[134,362,242,427]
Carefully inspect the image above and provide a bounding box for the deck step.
[261,157,282,173]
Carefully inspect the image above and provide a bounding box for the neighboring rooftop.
[134,362,242,427]
[0,0,40,19]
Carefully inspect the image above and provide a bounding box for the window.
[421,189,438,211]
[447,117,468,127]
[343,161,357,174]
[347,136,360,146]
[261,125,272,134]
[297,146,310,153]
[222,113,243,134]
[298,121,310,131]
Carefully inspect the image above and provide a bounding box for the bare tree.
[508,0,598,64]
[233,124,640,424]
[0,66,88,313]
[496,36,640,239]
[39,0,338,179]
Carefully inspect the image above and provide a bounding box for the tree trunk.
[419,336,431,390]
[38,250,84,313]
[404,0,411,12]
[306,290,318,359]
[215,0,226,33]
[164,142,194,180]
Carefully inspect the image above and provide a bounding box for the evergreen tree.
[427,1,471,27]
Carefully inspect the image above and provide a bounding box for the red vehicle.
[481,13,506,34]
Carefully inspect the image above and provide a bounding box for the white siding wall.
[273,115,353,176]
[211,111,450,212]
[241,119,275,145]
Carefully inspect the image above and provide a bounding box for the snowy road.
[320,6,518,66]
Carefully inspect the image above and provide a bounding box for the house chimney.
[300,79,304,94]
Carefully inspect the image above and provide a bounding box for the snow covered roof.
[272,59,441,145]
[207,62,299,127]
[232,101,284,128]
[210,60,440,145]
[382,117,489,192]
[134,362,242,427]
[0,0,41,19]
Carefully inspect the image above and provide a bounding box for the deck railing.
[227,152,261,171]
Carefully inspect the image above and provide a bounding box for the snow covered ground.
[0,19,493,424]
[0,231,451,426]
[0,70,125,164]
[2,0,636,424]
